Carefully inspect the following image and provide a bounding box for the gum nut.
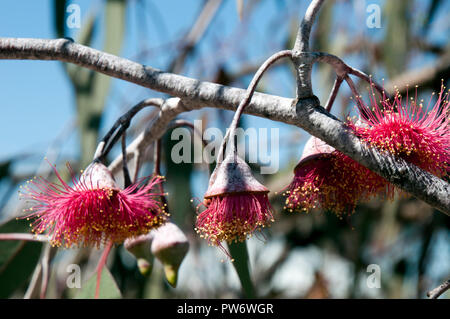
[151,222,189,287]
[124,233,154,277]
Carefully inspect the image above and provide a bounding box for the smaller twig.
[312,52,389,100]
[94,98,164,162]
[218,50,293,162]
[344,75,375,120]
[348,68,387,100]
[153,139,162,177]
[345,75,361,100]
[121,132,132,188]
[344,75,370,116]
[325,76,344,111]
[427,279,450,299]
[0,233,48,242]
[293,0,326,53]
[131,149,141,183]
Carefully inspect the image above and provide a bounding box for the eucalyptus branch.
[108,98,194,174]
[291,0,326,98]
[0,34,449,213]
[427,279,450,299]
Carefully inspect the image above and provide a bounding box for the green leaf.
[0,218,42,298]
[228,241,255,298]
[74,267,122,299]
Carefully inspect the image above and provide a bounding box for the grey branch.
[427,279,450,299]
[293,0,326,54]
[291,0,326,98]
[0,36,449,214]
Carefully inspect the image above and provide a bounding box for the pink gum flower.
[19,161,167,248]
[349,85,450,179]
[195,152,274,247]
[284,136,386,216]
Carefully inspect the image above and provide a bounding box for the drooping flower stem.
[91,98,163,190]
[95,240,113,299]
[217,50,293,162]
[153,138,162,177]
[325,76,344,111]
[94,98,163,163]
[228,241,256,298]
[121,132,132,188]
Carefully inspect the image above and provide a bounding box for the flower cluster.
[20,162,167,248]
[285,85,449,215]
[284,137,387,216]
[349,87,449,178]
[195,153,274,248]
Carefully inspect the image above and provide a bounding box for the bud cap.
[78,162,119,190]
[205,153,268,198]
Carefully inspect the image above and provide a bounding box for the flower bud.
[124,233,154,277]
[196,152,274,248]
[151,222,189,287]
[78,161,120,190]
